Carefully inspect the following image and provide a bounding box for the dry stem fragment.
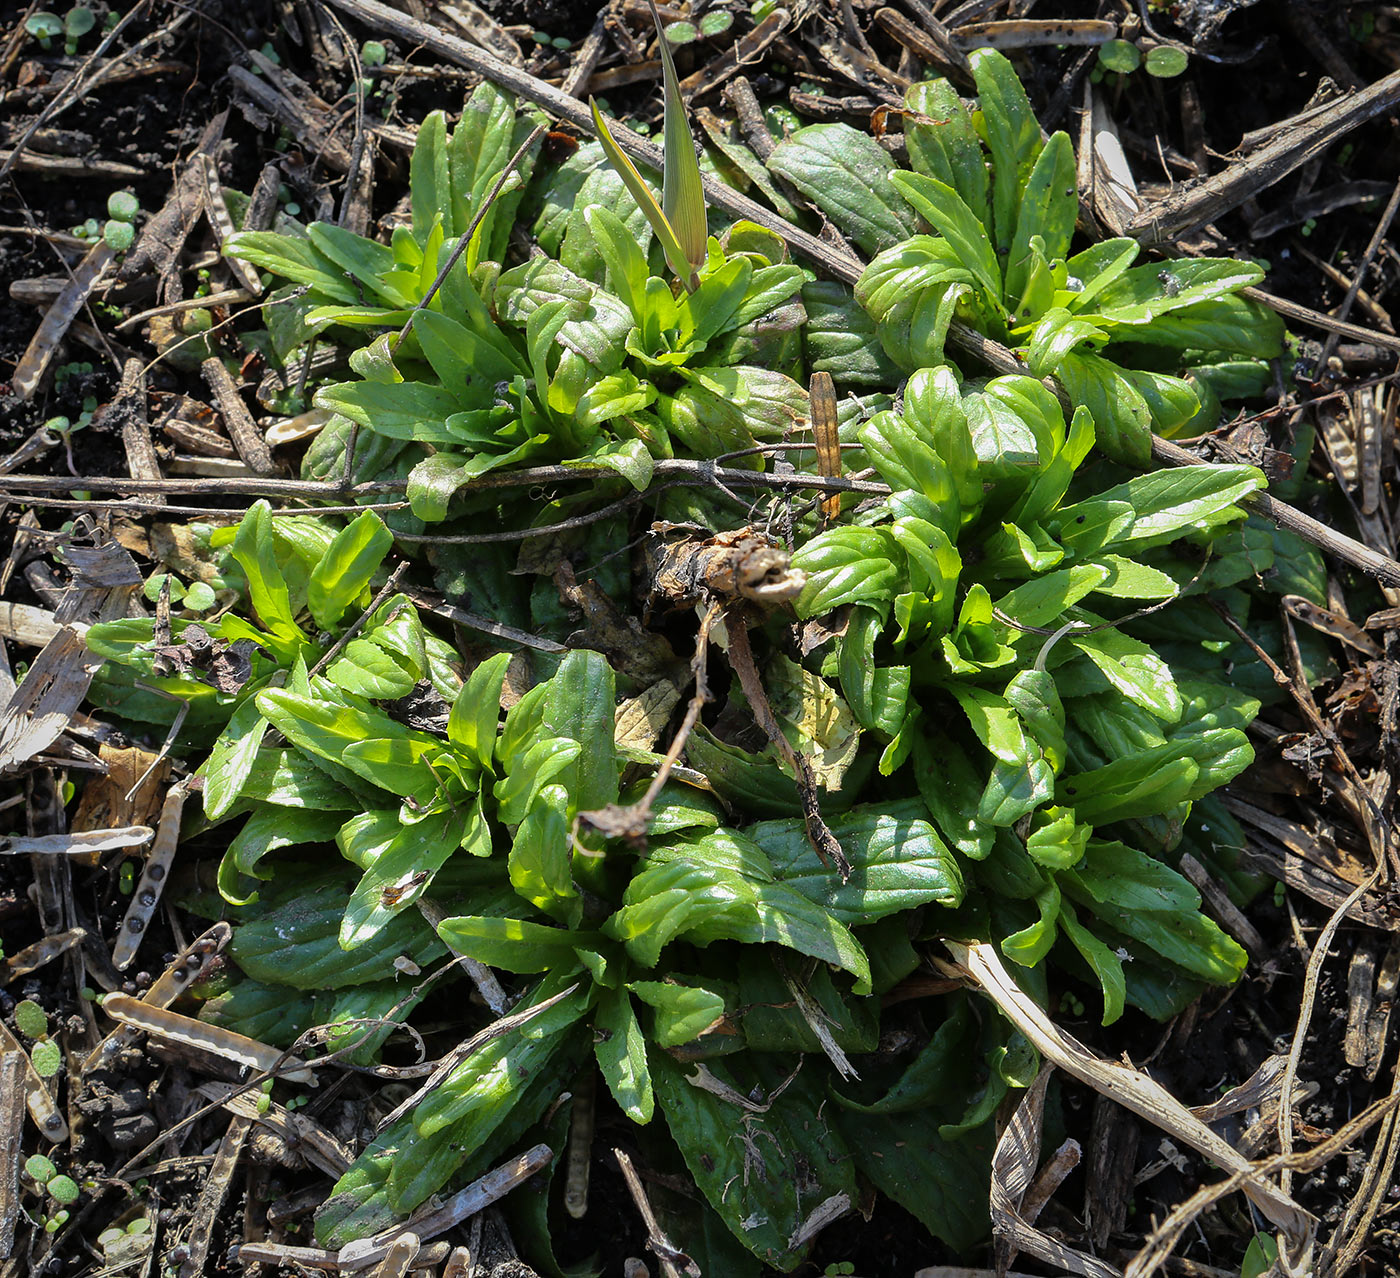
[100,993,317,1086]
[112,777,190,970]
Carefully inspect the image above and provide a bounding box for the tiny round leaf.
[700,10,733,36]
[1097,39,1141,73]
[31,1041,61,1078]
[14,999,48,1039]
[47,1175,80,1205]
[107,190,140,222]
[1145,45,1189,77]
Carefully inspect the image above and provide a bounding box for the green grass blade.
[648,0,707,273]
[589,96,697,290]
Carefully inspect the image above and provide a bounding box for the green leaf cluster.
[772,50,1284,464]
[83,52,1311,1275]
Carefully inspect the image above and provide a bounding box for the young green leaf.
[589,97,698,289]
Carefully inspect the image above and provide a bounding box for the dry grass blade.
[944,940,1315,1242]
[336,1143,554,1268]
[991,1066,1117,1278]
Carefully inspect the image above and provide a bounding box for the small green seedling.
[63,5,94,53]
[360,39,387,68]
[24,12,63,47]
[663,19,698,43]
[1144,45,1189,77]
[24,1154,80,1217]
[31,1040,61,1078]
[1095,37,1188,81]
[104,189,140,250]
[700,10,734,37]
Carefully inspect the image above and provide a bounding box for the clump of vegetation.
[87,38,1309,1274]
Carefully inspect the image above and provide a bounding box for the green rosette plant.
[78,35,1315,1276]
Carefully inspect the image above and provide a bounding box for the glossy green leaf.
[891,170,1001,299]
[202,697,270,821]
[746,803,964,925]
[230,501,298,640]
[609,829,872,992]
[903,78,990,231]
[628,980,727,1047]
[341,806,466,948]
[793,527,903,616]
[595,984,653,1123]
[509,783,576,914]
[306,511,393,632]
[768,123,918,255]
[970,48,1043,259]
[1004,132,1076,302]
[449,652,511,773]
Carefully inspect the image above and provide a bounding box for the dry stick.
[1123,1088,1400,1278]
[1275,866,1386,1204]
[320,0,1400,594]
[1125,68,1400,243]
[0,461,888,501]
[1318,174,1400,366]
[726,611,852,880]
[202,356,277,476]
[177,1113,253,1278]
[563,1065,597,1220]
[587,601,721,839]
[305,561,410,680]
[0,1053,24,1257]
[614,1149,695,1278]
[1206,598,1394,874]
[1317,1062,1400,1276]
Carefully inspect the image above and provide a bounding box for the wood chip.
[201,357,277,475]
[0,603,60,648]
[0,626,105,773]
